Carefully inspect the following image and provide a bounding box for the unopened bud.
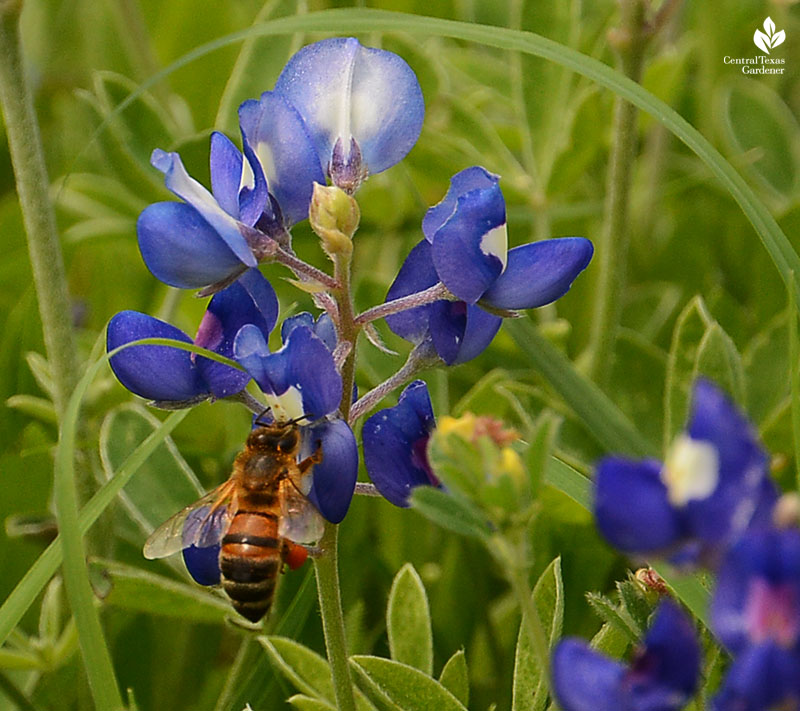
[309,183,359,255]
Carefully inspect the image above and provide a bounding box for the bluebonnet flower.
[233,322,357,523]
[138,92,324,290]
[274,37,424,193]
[107,268,277,405]
[594,378,777,567]
[552,600,700,711]
[385,167,594,364]
[362,380,438,507]
[710,527,800,711]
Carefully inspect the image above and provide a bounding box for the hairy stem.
[313,522,357,711]
[0,2,80,418]
[349,342,440,423]
[354,282,451,326]
[586,0,649,385]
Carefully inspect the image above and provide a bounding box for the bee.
[143,418,324,622]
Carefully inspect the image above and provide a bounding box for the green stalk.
[587,0,648,385]
[0,1,80,419]
[314,523,356,711]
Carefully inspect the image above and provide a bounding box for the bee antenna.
[287,413,313,426]
[254,407,272,427]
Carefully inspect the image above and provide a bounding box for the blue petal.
[151,148,257,267]
[712,642,800,711]
[630,601,699,701]
[362,380,437,507]
[209,131,244,219]
[385,240,439,344]
[281,312,337,352]
[482,237,595,310]
[274,37,424,175]
[422,167,501,241]
[194,269,278,398]
[683,379,774,545]
[429,300,501,365]
[107,311,207,402]
[551,639,625,711]
[239,92,325,227]
[138,202,246,289]
[232,324,274,395]
[594,458,680,553]
[711,528,800,655]
[303,418,358,524]
[430,177,507,304]
[181,508,222,586]
[235,325,342,420]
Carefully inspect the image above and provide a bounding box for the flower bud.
[309,183,359,256]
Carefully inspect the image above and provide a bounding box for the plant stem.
[354,282,451,326]
[0,1,80,418]
[586,0,649,385]
[313,522,357,711]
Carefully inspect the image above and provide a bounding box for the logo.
[753,17,785,54]
[723,16,786,74]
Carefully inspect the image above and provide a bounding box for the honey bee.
[143,418,324,622]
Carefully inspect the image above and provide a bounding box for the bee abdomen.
[220,511,282,622]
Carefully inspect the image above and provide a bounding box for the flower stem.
[0,1,80,418]
[314,522,357,711]
[354,282,451,326]
[586,0,649,385]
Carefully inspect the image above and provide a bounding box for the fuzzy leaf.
[351,656,468,711]
[260,636,335,703]
[387,564,433,675]
[438,650,468,707]
[288,696,337,711]
[409,487,492,541]
[87,559,230,622]
[585,593,639,644]
[512,557,564,711]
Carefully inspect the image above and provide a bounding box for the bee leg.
[297,442,323,475]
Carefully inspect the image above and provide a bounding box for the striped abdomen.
[220,508,282,622]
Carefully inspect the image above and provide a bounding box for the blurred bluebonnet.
[274,37,424,193]
[107,268,277,405]
[233,323,357,523]
[711,527,800,710]
[362,380,438,507]
[594,378,776,567]
[138,93,324,290]
[552,600,700,711]
[385,167,594,364]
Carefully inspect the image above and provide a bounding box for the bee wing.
[278,477,324,545]
[143,481,236,560]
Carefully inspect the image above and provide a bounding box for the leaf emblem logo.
[753,16,786,54]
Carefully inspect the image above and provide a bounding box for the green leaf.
[260,637,375,711]
[87,559,230,623]
[409,487,492,541]
[523,414,560,498]
[351,656,468,711]
[664,297,745,447]
[505,318,657,457]
[512,558,564,711]
[260,636,335,704]
[5,394,56,424]
[719,79,800,202]
[585,593,639,644]
[590,621,630,657]
[543,457,591,511]
[438,650,468,707]
[287,695,337,711]
[693,324,745,408]
[386,564,433,675]
[99,404,205,535]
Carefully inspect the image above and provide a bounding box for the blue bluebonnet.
[361,380,438,507]
[233,322,357,523]
[710,527,800,710]
[552,600,700,711]
[594,378,776,567]
[138,93,324,290]
[385,167,594,364]
[107,268,278,404]
[274,37,424,193]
